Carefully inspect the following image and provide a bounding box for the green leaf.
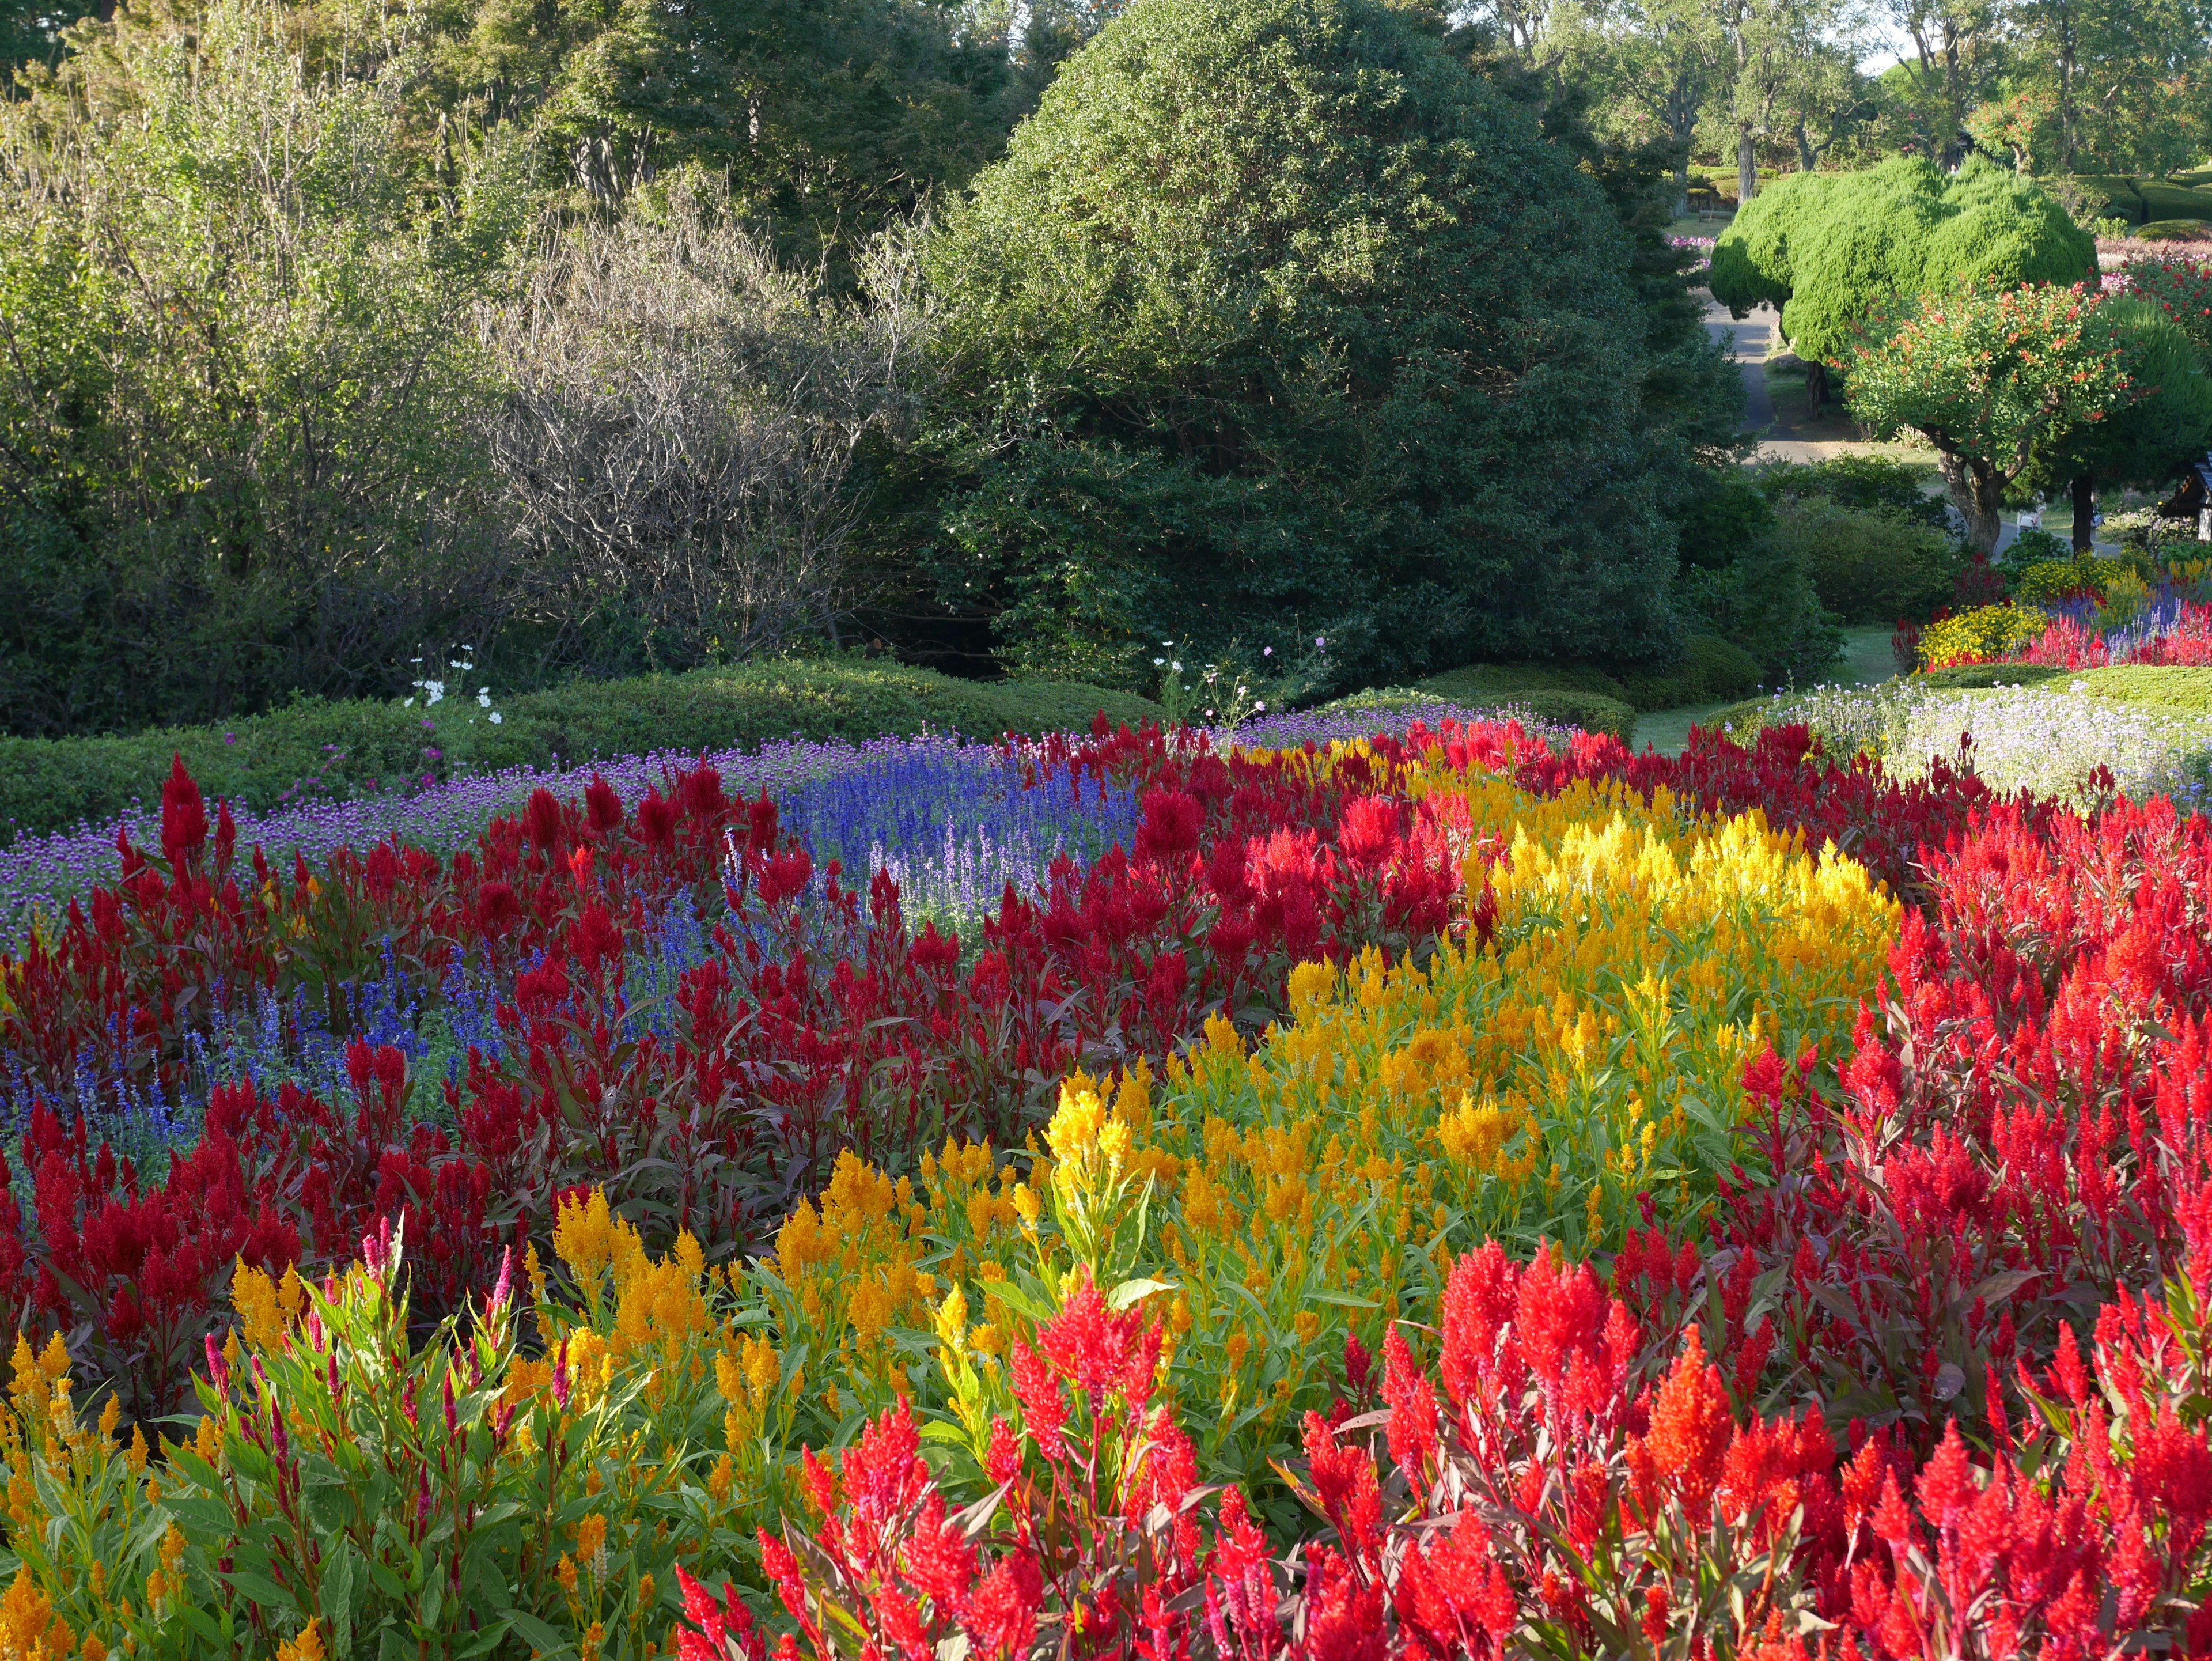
[1106,1276,1174,1311]
[505,1610,570,1655]
[320,1543,359,1659]
[224,1569,301,1615]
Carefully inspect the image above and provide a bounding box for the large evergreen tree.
[922,0,1724,691]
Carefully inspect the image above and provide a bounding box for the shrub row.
[0,660,1165,843]
[1418,633,1764,729]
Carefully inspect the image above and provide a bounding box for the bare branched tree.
[483,188,931,672]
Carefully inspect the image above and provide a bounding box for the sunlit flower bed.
[9,712,2212,1659]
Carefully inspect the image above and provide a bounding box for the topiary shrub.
[1712,157,2095,370]
[1769,498,1963,623]
[923,0,1691,694]
[1611,634,1764,707]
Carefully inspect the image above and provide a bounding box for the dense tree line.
[0,0,1756,732]
[1460,0,2212,203]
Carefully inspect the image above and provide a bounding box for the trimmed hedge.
[0,660,1165,842]
[1419,635,1762,722]
[1308,684,1637,744]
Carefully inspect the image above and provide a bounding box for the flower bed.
[7,712,2211,1659]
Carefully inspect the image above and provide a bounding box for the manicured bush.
[1711,158,2096,369]
[0,660,1164,841]
[1419,637,1761,730]
[1768,496,1962,623]
[922,0,1700,692]
[1609,633,1764,707]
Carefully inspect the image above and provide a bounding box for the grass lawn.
[1635,626,1894,755]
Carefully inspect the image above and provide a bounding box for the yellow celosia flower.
[0,1568,73,1660]
[275,1620,326,1661]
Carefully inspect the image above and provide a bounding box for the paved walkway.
[1705,296,1778,432]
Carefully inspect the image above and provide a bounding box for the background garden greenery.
[1,0,2209,809]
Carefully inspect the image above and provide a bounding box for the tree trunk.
[1804,360,1828,416]
[1937,451,2005,557]
[1737,130,1759,205]
[2071,473,2096,552]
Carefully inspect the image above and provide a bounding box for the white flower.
[477,687,492,708]
[450,659,468,669]
[403,698,415,709]
[488,712,503,725]
[1154,658,1166,667]
[421,680,445,706]
[1171,661,1182,672]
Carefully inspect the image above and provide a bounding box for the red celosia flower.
[1641,1329,1733,1516]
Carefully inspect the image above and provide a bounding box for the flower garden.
[0,693,2206,1661]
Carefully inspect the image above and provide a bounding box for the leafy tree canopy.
[922,0,1713,691]
[1711,156,2096,366]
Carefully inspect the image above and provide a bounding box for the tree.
[1875,0,2003,164]
[2023,295,2212,549]
[1842,281,2135,555]
[922,0,1699,691]
[483,186,929,672]
[0,0,529,735]
[1710,156,2094,410]
[430,0,1018,267]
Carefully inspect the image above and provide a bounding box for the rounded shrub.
[1768,498,1961,623]
[1712,158,2095,366]
[925,0,1687,691]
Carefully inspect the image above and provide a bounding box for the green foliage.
[2013,555,2130,603]
[1707,169,1835,314]
[1609,635,1766,707]
[1755,454,1950,532]
[2005,527,2076,567]
[1843,281,2134,556]
[2074,664,2212,710]
[0,660,1164,841]
[921,0,1697,694]
[2141,220,2212,242]
[1416,633,1758,722]
[2025,296,2212,506]
[1327,679,1639,741]
[1711,157,2096,367]
[0,0,529,739]
[1768,497,1963,623]
[1667,468,1840,684]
